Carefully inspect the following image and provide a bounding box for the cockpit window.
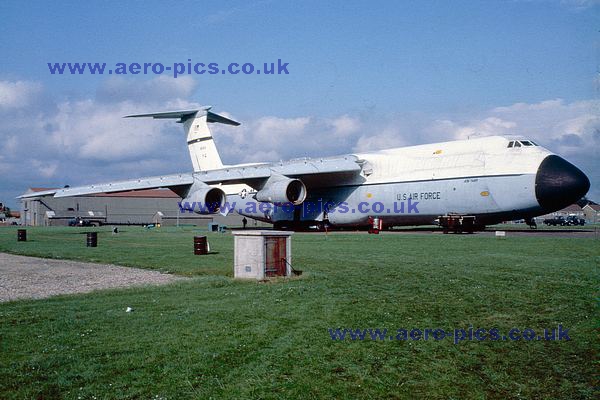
[508,139,539,148]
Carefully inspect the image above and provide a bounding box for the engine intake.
[256,176,307,205]
[181,183,226,214]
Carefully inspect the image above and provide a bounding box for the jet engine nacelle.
[181,182,226,214]
[255,176,307,205]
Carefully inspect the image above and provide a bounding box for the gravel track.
[0,253,186,302]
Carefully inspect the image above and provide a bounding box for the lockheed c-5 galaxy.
[20,107,590,231]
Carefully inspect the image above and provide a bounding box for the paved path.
[0,253,186,302]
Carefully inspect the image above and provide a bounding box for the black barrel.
[17,229,27,242]
[194,236,208,255]
[86,232,98,247]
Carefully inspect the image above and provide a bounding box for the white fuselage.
[223,136,554,227]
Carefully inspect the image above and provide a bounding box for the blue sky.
[0,0,598,207]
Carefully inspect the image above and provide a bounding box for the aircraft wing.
[200,155,364,189]
[16,173,195,199]
[19,155,363,199]
[17,188,61,198]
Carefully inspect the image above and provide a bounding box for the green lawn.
[0,226,598,399]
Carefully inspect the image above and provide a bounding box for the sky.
[0,0,598,208]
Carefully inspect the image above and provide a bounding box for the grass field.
[0,226,598,399]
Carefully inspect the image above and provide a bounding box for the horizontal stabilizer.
[125,107,240,126]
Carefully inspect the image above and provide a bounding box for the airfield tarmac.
[0,252,186,302]
[481,228,598,238]
[339,227,599,239]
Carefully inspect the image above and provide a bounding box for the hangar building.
[19,187,261,228]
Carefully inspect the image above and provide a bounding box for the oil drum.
[194,236,208,255]
[86,232,98,247]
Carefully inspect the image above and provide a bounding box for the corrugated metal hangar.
[19,187,260,228]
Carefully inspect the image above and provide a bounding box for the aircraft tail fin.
[125,107,239,172]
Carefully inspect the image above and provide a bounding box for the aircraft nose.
[535,155,590,211]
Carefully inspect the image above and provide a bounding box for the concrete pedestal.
[232,230,293,279]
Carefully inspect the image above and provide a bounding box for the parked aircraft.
[20,107,590,231]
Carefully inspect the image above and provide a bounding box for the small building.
[232,231,293,280]
[583,204,600,224]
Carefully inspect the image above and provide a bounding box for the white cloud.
[215,114,365,164]
[31,160,58,178]
[436,117,517,140]
[0,80,42,108]
[47,99,163,161]
[254,116,311,141]
[353,126,407,152]
[329,115,361,137]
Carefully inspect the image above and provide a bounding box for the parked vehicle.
[543,216,566,226]
[68,217,101,227]
[543,215,586,226]
[565,216,585,226]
